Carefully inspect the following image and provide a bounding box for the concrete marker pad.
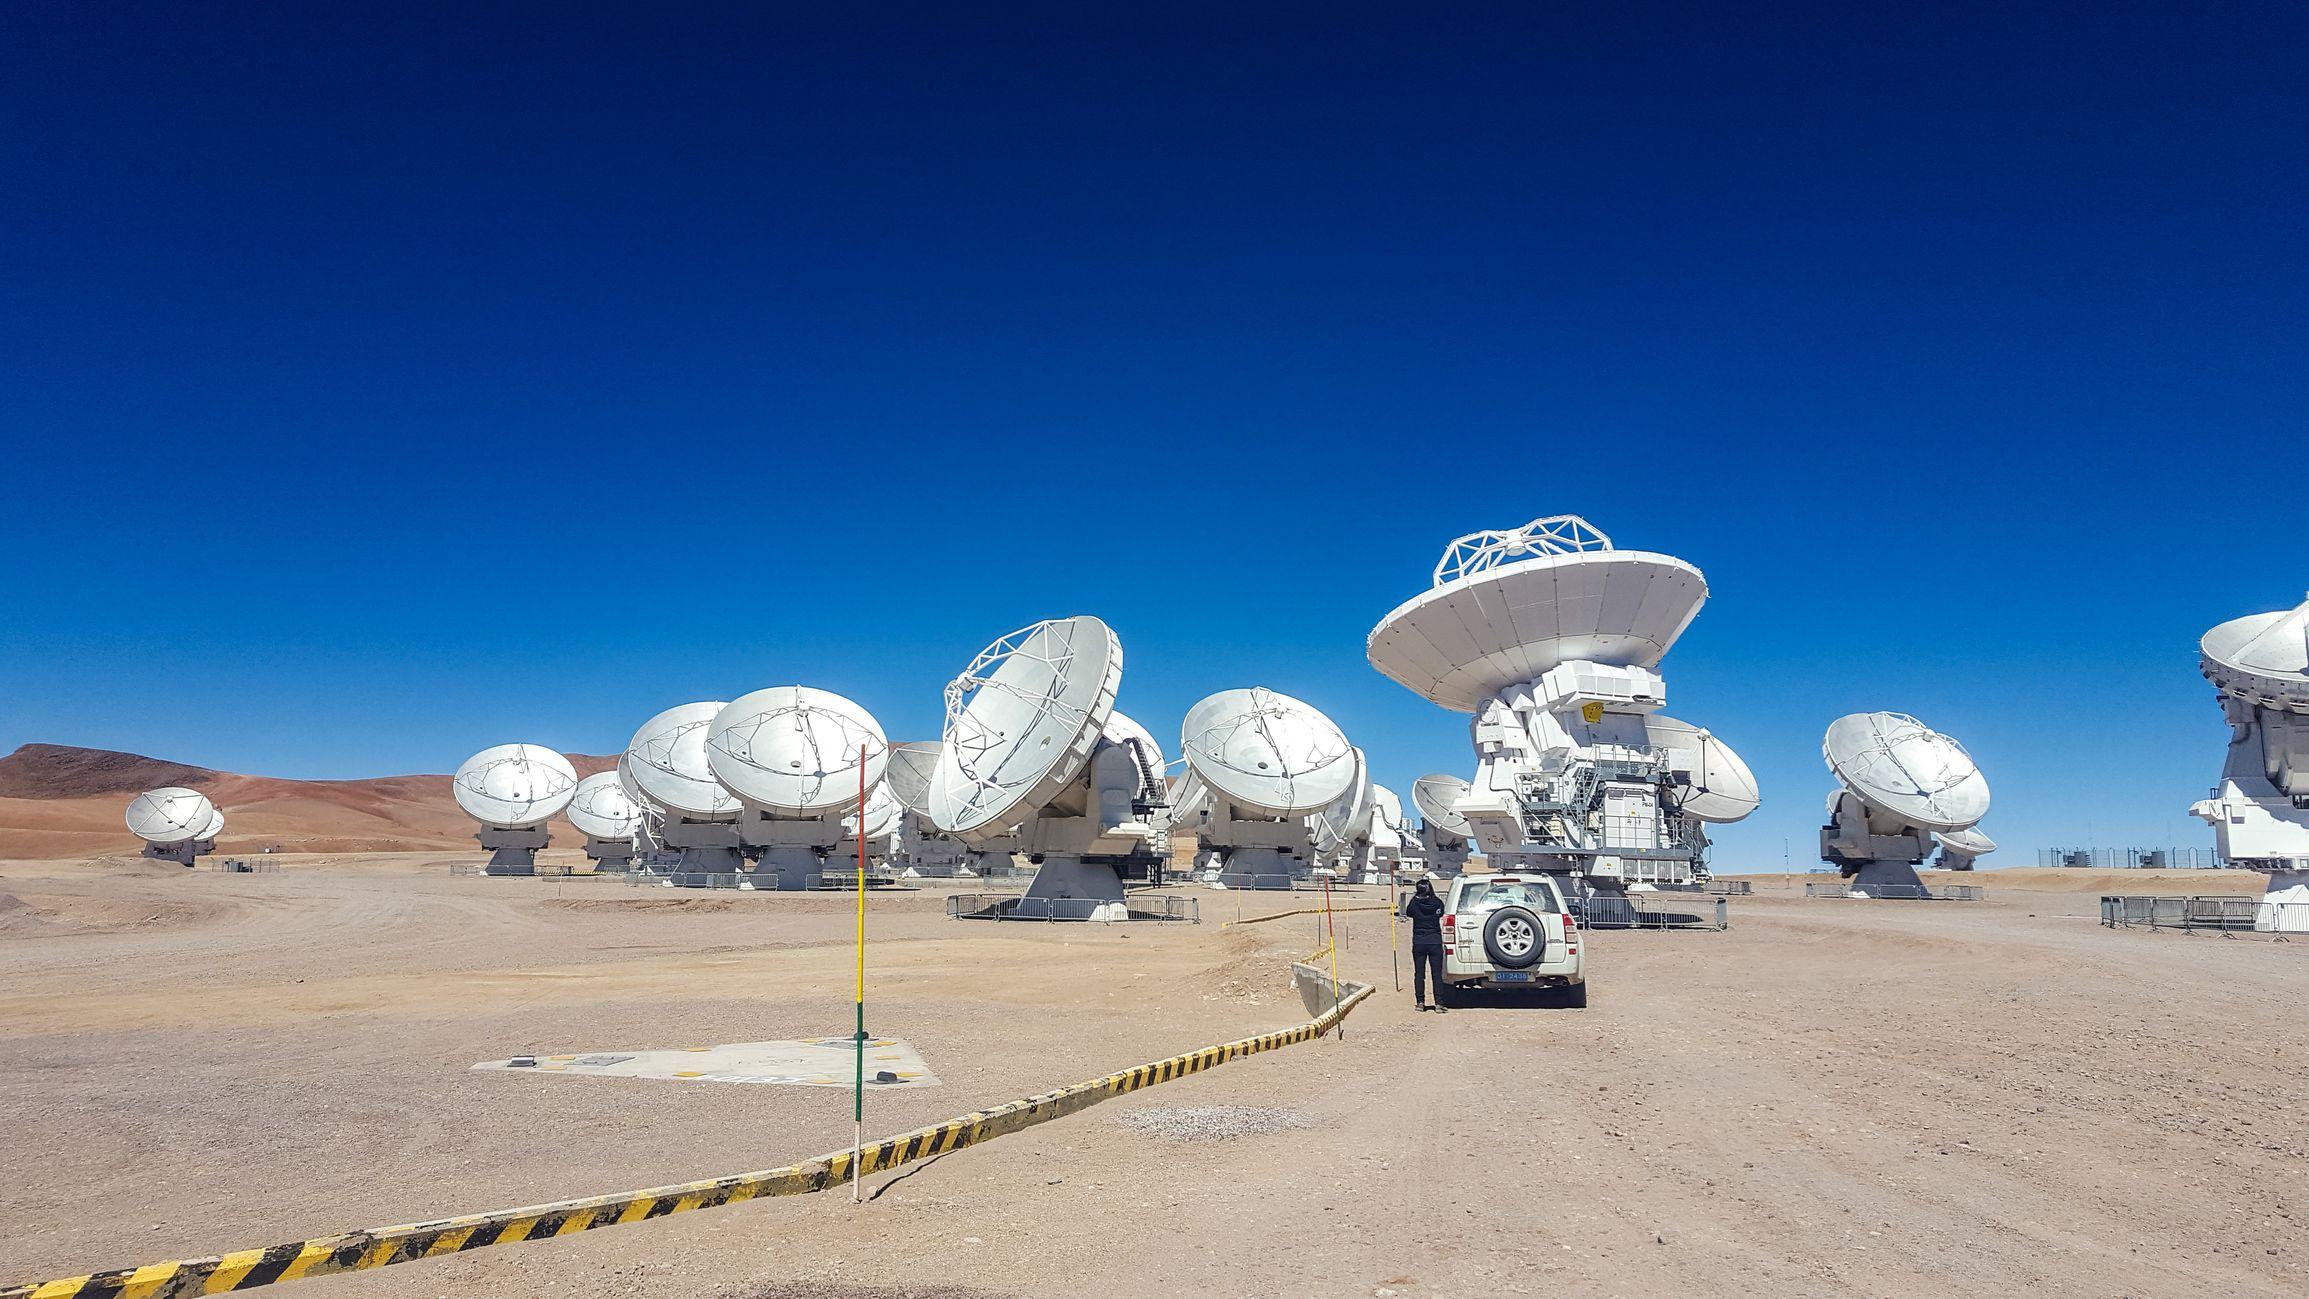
[473,1037,940,1089]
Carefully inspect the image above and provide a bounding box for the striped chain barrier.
[5,981,1371,1299]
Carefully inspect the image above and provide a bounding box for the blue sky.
[3,4,2303,869]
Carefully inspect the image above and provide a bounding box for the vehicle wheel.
[1434,982,1465,1009]
[1560,980,1588,1009]
[1482,906,1546,969]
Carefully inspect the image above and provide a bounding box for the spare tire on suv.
[1482,905,1546,969]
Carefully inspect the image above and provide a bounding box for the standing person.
[1401,876,1448,1013]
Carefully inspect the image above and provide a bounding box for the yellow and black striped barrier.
[3,981,1371,1299]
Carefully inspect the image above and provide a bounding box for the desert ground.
[1,853,2302,1299]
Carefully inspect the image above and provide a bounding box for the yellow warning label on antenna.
[1582,701,1604,724]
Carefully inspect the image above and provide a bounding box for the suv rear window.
[1452,879,1562,912]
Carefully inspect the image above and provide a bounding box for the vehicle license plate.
[1492,971,1531,983]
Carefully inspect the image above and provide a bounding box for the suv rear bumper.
[1447,971,1583,990]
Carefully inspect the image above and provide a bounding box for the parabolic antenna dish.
[1372,784,1407,834]
[706,687,889,814]
[567,771,642,840]
[198,807,226,840]
[1312,747,1374,851]
[452,744,578,830]
[1367,515,1709,714]
[1102,710,1166,782]
[1823,712,1990,833]
[845,783,902,839]
[1643,714,1762,824]
[1934,826,1997,857]
[125,787,216,845]
[2202,596,2309,712]
[883,742,941,816]
[623,703,741,820]
[930,616,1122,838]
[1411,774,1472,835]
[1180,687,1356,818]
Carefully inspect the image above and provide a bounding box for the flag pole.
[852,744,867,1203]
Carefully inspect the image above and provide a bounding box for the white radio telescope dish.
[1367,515,1708,715]
[197,806,226,841]
[126,787,217,845]
[706,686,889,815]
[930,616,1121,839]
[1824,712,1989,832]
[567,771,642,841]
[622,703,741,820]
[2201,600,2309,711]
[1180,687,1355,818]
[883,742,941,816]
[1934,826,1997,858]
[1644,713,1762,824]
[1102,710,1166,779]
[452,744,578,830]
[845,782,903,839]
[1411,773,1472,836]
[1311,747,1374,853]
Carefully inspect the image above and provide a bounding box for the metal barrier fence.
[1215,874,1299,891]
[1704,879,1753,895]
[947,893,1199,922]
[2099,894,2307,934]
[214,859,281,873]
[2041,847,2224,870]
[1803,882,1984,901]
[1571,895,1726,930]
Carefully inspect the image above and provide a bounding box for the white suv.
[1439,874,1586,1007]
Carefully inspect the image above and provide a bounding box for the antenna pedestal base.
[1218,847,1298,890]
[583,837,635,870]
[659,818,743,882]
[479,827,549,876]
[1016,857,1130,921]
[142,840,210,867]
[1846,859,1928,898]
[749,844,825,891]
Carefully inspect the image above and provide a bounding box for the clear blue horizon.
[5,4,2304,869]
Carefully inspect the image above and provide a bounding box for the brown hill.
[0,744,617,860]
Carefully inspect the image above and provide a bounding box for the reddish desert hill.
[0,744,617,859]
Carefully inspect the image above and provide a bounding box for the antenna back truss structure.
[1433,514,1614,586]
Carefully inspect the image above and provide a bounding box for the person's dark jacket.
[1402,890,1446,950]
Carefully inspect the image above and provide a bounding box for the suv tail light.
[1442,912,1456,939]
[1562,912,1578,954]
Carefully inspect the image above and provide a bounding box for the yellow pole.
[852,745,867,1203]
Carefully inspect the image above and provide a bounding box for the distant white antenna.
[1819,712,1992,896]
[566,771,641,871]
[703,686,889,890]
[622,703,743,878]
[125,786,221,867]
[1409,774,1473,877]
[452,744,577,875]
[883,741,969,877]
[2188,592,2309,930]
[1180,686,1355,889]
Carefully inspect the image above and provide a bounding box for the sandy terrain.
[1,855,2302,1299]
